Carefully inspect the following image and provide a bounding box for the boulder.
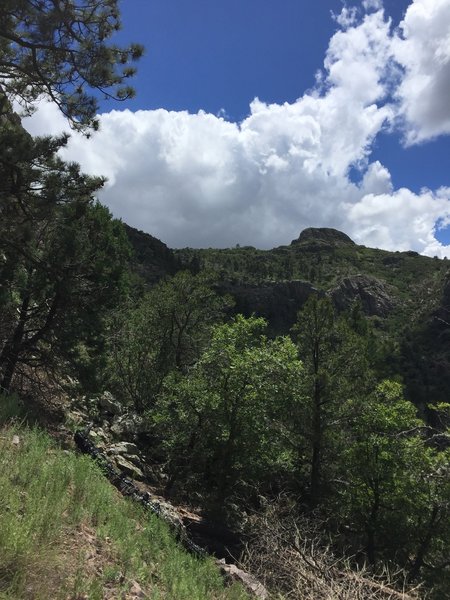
[87,428,109,447]
[124,454,144,468]
[218,560,268,599]
[114,456,145,480]
[97,391,122,415]
[110,414,145,439]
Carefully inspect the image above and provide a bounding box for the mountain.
[124,225,450,417]
[123,223,180,285]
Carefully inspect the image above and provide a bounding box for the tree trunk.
[366,481,380,565]
[310,374,322,507]
[0,294,30,393]
[409,505,439,580]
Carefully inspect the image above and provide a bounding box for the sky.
[23,0,450,255]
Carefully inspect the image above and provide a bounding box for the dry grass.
[240,499,425,600]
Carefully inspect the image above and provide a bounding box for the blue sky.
[25,0,450,254]
[112,0,449,196]
[113,1,406,117]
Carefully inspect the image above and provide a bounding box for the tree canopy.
[0,0,143,130]
[0,106,130,392]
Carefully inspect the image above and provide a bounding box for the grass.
[0,413,250,599]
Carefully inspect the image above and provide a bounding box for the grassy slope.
[0,420,249,600]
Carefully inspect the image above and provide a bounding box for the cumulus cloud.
[393,0,450,143]
[22,1,450,257]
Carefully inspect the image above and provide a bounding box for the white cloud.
[363,0,384,11]
[393,0,450,143]
[345,187,450,256]
[21,1,450,257]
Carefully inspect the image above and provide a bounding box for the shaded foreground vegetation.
[102,275,450,598]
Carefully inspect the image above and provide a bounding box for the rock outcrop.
[221,280,320,332]
[331,274,395,317]
[291,227,356,247]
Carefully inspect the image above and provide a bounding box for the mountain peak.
[291,227,356,247]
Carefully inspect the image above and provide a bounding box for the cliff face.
[331,275,395,318]
[219,280,320,333]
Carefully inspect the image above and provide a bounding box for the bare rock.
[106,442,140,456]
[129,580,147,598]
[114,456,144,480]
[220,279,319,333]
[87,428,108,448]
[124,454,144,468]
[98,391,122,415]
[110,414,145,439]
[218,561,268,599]
[66,409,89,426]
[292,227,355,247]
[331,274,395,317]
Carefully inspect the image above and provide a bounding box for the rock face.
[291,227,356,247]
[221,280,320,333]
[331,275,395,317]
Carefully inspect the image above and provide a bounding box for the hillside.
[124,225,450,416]
[0,416,250,600]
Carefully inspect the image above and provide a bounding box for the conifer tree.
[0,0,142,130]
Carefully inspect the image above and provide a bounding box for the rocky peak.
[291,227,356,247]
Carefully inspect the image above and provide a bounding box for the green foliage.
[153,315,303,501]
[0,0,143,130]
[0,424,249,599]
[333,380,450,590]
[105,271,232,410]
[0,392,26,423]
[0,114,131,392]
[292,295,373,505]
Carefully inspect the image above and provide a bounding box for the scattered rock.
[87,430,106,448]
[97,391,122,415]
[114,456,145,480]
[110,414,145,439]
[106,442,140,456]
[12,435,20,446]
[66,409,89,425]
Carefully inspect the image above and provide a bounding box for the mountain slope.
[125,224,450,417]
